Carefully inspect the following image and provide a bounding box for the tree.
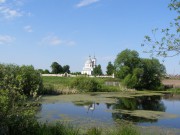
[114,49,140,78]
[93,64,103,76]
[142,0,180,57]
[114,49,166,90]
[63,65,70,73]
[106,62,114,75]
[38,69,44,74]
[137,58,166,89]
[44,69,50,74]
[51,62,63,74]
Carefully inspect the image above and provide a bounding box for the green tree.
[44,69,50,74]
[38,69,44,74]
[138,58,166,89]
[63,65,70,73]
[114,49,140,78]
[51,62,63,74]
[106,61,114,75]
[114,49,166,90]
[142,0,180,57]
[93,64,103,76]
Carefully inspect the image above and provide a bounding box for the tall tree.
[93,64,103,76]
[114,49,166,90]
[106,61,114,75]
[63,65,70,73]
[51,62,63,74]
[142,0,180,57]
[114,49,140,78]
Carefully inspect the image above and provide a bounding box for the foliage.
[106,61,114,75]
[43,76,122,93]
[93,64,103,76]
[71,72,81,75]
[51,62,63,74]
[71,77,102,92]
[0,89,38,135]
[114,49,166,90]
[38,69,50,74]
[44,69,50,74]
[42,84,61,95]
[0,63,44,134]
[142,0,180,57]
[63,65,70,73]
[137,59,166,89]
[50,62,71,74]
[18,65,43,96]
[114,49,140,78]
[0,64,43,96]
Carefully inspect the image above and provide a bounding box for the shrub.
[0,64,43,96]
[71,77,102,92]
[0,90,37,135]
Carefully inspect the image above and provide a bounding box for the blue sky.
[0,0,179,74]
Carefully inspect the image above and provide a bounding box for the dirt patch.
[162,79,180,88]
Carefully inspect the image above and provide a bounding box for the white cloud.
[41,35,63,46]
[65,40,76,46]
[0,0,27,20]
[24,25,33,33]
[0,35,15,45]
[0,0,6,3]
[40,34,76,46]
[0,6,23,19]
[76,0,100,8]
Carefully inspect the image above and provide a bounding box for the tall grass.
[3,120,139,135]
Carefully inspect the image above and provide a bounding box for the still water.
[37,93,180,129]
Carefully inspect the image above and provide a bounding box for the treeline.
[38,61,70,74]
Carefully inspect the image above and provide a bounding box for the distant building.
[81,56,96,75]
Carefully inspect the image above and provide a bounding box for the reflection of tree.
[111,96,166,123]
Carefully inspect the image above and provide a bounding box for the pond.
[36,92,180,130]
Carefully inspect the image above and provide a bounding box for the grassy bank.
[42,76,123,94]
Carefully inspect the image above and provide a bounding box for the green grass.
[167,88,180,93]
[42,76,77,94]
[42,76,123,94]
[2,119,140,135]
[43,76,75,86]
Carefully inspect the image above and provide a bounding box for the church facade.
[81,56,96,75]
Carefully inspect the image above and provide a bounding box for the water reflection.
[38,94,180,128]
[73,101,97,113]
[112,96,165,111]
[109,96,166,123]
[72,96,166,123]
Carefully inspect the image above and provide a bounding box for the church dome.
[85,58,92,65]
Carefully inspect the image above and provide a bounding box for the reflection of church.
[81,56,96,75]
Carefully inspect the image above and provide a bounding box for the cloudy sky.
[0,0,179,74]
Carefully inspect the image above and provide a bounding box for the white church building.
[81,56,97,75]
